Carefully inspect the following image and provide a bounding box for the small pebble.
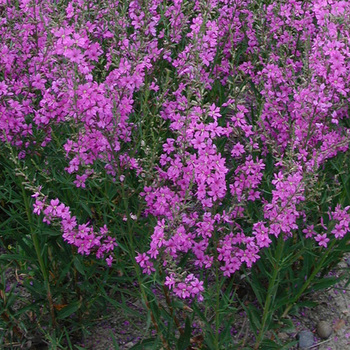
[317,321,332,339]
[298,330,314,349]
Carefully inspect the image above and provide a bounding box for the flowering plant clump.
[1,0,350,348]
[134,0,350,304]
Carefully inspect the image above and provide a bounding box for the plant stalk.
[282,239,337,318]
[254,233,285,349]
[120,180,172,350]
[20,183,57,328]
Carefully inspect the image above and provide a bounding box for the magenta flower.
[315,234,330,248]
[303,225,317,238]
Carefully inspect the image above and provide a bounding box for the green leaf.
[192,303,210,328]
[64,328,74,349]
[279,318,296,333]
[129,338,159,349]
[110,331,120,350]
[80,201,92,217]
[259,339,282,349]
[245,303,261,335]
[308,277,339,292]
[281,340,299,349]
[0,254,28,261]
[177,316,191,350]
[73,256,86,276]
[57,300,81,320]
[203,334,216,350]
[259,338,298,350]
[42,229,61,237]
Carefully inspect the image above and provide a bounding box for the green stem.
[119,179,171,350]
[281,239,337,318]
[210,224,221,350]
[254,234,285,349]
[214,259,220,350]
[20,182,57,328]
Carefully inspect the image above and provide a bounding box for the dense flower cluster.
[1,0,350,300]
[32,190,117,266]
